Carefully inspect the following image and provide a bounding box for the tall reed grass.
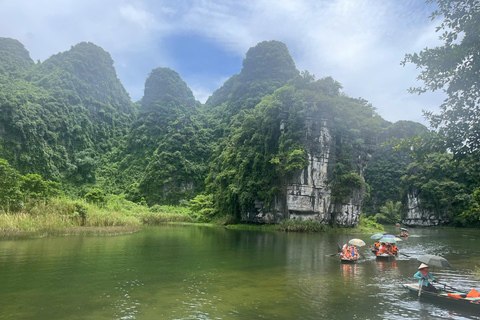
[276,219,327,232]
[0,195,193,238]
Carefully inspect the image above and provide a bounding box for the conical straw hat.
[418,263,429,270]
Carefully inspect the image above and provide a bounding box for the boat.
[399,228,409,237]
[339,241,362,263]
[403,283,480,309]
[341,257,358,264]
[375,253,396,260]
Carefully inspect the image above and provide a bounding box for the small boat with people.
[403,283,480,309]
[403,256,480,311]
[339,238,365,263]
[399,227,409,237]
[373,235,399,260]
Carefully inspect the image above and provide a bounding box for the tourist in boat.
[340,244,349,259]
[413,263,438,293]
[377,242,386,255]
[350,245,358,259]
[386,244,394,255]
[392,244,398,255]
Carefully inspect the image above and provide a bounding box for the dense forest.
[1,0,479,228]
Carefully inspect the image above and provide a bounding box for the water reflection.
[375,260,398,273]
[0,226,479,320]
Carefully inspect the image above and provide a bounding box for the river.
[0,225,479,319]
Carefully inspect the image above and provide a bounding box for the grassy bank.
[0,195,192,239]
[0,196,384,239]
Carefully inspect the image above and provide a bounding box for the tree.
[20,173,60,200]
[402,0,480,156]
[374,201,402,224]
[0,158,23,211]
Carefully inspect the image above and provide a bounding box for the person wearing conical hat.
[413,263,438,293]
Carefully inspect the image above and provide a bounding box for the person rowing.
[414,263,438,293]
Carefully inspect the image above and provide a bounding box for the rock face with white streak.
[402,190,450,226]
[243,115,373,227]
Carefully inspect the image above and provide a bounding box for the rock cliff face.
[244,115,373,227]
[402,190,450,226]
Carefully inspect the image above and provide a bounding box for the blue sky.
[0,0,447,125]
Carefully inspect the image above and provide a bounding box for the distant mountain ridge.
[0,37,430,227]
[0,37,136,183]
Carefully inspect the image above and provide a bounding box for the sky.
[0,0,448,126]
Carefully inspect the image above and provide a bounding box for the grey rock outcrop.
[243,115,373,227]
[402,190,450,226]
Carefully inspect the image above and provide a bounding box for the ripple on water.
[109,277,143,320]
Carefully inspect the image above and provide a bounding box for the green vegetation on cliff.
[2,1,480,232]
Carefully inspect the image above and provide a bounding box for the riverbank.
[0,196,384,239]
[225,214,384,234]
[0,195,191,239]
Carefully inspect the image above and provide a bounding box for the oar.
[434,281,463,293]
[418,278,424,297]
[326,252,340,256]
[399,252,411,258]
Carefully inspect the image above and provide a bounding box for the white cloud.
[0,0,448,125]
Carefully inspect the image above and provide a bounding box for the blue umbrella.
[380,237,397,244]
[381,234,395,238]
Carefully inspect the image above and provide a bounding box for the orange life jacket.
[467,288,480,298]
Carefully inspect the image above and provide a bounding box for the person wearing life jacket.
[385,244,393,255]
[400,230,409,237]
[350,245,358,259]
[392,244,398,255]
[341,244,349,259]
[378,242,386,255]
[343,245,349,259]
[414,263,438,292]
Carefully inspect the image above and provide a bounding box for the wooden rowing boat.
[341,257,358,263]
[403,283,480,309]
[375,253,396,260]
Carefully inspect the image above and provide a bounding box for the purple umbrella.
[381,234,395,238]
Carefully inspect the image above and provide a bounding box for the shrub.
[276,219,326,232]
[188,194,218,222]
[84,188,106,205]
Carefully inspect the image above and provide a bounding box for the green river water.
[0,225,479,319]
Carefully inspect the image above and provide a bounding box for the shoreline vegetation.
[0,195,384,240]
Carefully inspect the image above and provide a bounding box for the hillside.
[0,37,441,227]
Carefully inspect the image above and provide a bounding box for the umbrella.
[380,237,397,244]
[381,234,395,238]
[370,233,384,240]
[417,254,452,268]
[348,239,366,247]
[401,227,409,231]
[393,237,403,242]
